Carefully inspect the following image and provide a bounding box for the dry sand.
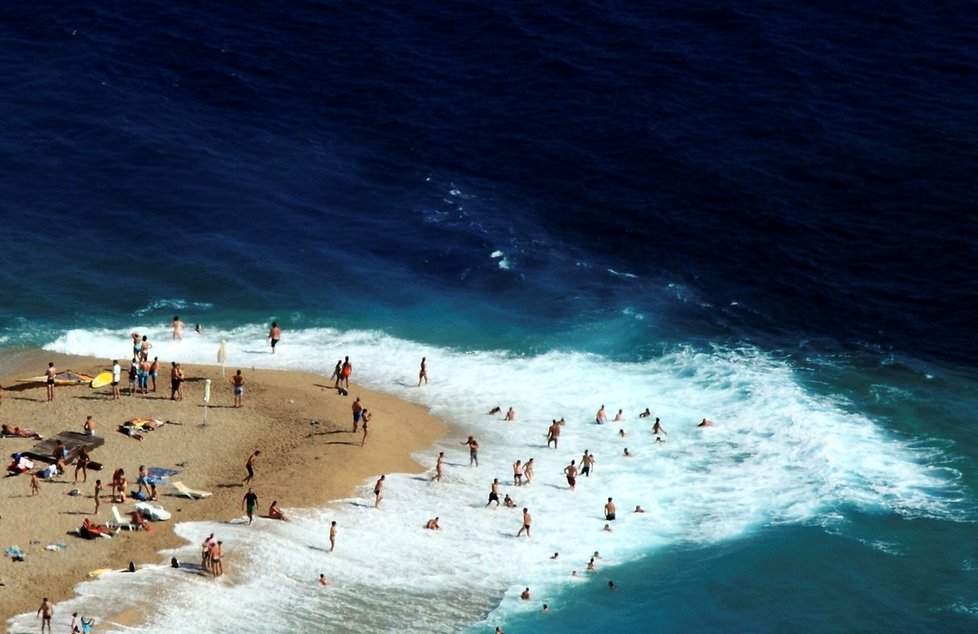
[0,349,447,624]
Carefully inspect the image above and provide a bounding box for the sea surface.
[3,1,977,632]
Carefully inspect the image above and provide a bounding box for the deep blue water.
[2,1,977,631]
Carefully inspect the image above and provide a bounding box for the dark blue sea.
[3,1,977,632]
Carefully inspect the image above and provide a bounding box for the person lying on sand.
[1,424,43,439]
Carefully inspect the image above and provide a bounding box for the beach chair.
[134,501,172,521]
[108,505,136,531]
[172,481,212,499]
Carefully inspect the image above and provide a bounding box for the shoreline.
[0,348,448,626]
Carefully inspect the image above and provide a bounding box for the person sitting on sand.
[268,501,287,521]
[130,508,152,531]
[425,517,441,530]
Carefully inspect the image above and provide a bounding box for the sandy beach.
[0,349,447,625]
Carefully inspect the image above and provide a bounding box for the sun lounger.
[172,481,212,499]
[134,501,171,521]
[108,505,136,531]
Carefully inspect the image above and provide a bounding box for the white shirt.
[112,363,121,382]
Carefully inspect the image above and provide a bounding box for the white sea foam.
[6,326,961,633]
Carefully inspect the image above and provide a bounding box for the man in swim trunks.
[374,475,385,508]
[37,597,54,633]
[329,521,337,552]
[268,321,281,354]
[242,488,258,525]
[564,460,578,490]
[547,420,561,448]
[352,397,363,432]
[513,460,523,486]
[604,497,616,521]
[150,357,160,392]
[425,517,440,530]
[231,370,245,407]
[487,478,500,507]
[243,450,260,485]
[462,436,479,467]
[517,508,532,537]
[523,458,534,484]
[45,362,56,402]
[580,450,592,477]
[595,405,607,425]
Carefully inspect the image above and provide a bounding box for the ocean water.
[3,1,978,632]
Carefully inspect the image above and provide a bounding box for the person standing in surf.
[172,315,185,340]
[418,356,428,386]
[268,321,281,354]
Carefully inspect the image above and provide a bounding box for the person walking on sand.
[517,508,532,537]
[37,597,54,633]
[243,450,260,485]
[360,410,370,446]
[341,356,352,389]
[604,497,616,521]
[111,359,121,400]
[433,452,445,482]
[374,475,385,508]
[329,521,337,552]
[268,321,281,354]
[231,370,245,407]
[331,359,343,389]
[418,356,428,386]
[462,436,479,467]
[44,362,56,402]
[352,397,363,433]
[564,460,578,490]
[172,315,185,340]
[30,472,39,496]
[487,478,500,507]
[93,480,102,515]
[243,488,258,524]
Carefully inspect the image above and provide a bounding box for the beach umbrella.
[217,340,227,377]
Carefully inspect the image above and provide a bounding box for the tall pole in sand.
[202,379,211,427]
